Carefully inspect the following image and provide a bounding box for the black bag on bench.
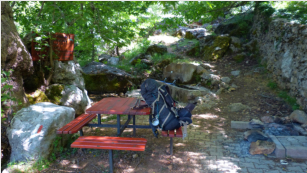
[140,78,195,138]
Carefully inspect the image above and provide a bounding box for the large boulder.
[46,84,92,115]
[82,62,133,93]
[199,35,231,61]
[1,1,34,112]
[108,57,119,66]
[98,53,112,63]
[145,44,167,55]
[163,63,208,84]
[52,61,85,90]
[6,102,75,162]
[185,28,207,40]
[173,26,189,37]
[289,110,307,124]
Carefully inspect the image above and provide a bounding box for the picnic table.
[57,97,152,136]
[86,97,152,136]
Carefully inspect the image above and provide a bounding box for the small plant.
[267,81,278,90]
[278,91,300,110]
[32,158,51,171]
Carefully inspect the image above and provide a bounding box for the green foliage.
[1,70,22,122]
[278,91,300,110]
[151,53,177,64]
[224,12,254,25]
[170,1,253,24]
[275,2,307,24]
[116,39,152,73]
[12,1,154,61]
[267,81,278,90]
[257,3,276,18]
[135,59,149,73]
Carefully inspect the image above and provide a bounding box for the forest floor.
[16,36,307,173]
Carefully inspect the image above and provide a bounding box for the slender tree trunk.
[116,45,120,56]
[91,30,95,62]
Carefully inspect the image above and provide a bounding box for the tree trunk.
[116,45,120,56]
[91,30,95,62]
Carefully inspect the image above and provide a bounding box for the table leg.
[98,114,101,125]
[133,115,136,137]
[170,137,173,155]
[109,150,113,173]
[117,114,121,136]
[79,128,84,136]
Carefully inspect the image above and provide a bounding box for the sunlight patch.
[197,114,219,119]
[148,35,179,45]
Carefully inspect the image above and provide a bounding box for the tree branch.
[11,1,16,8]
[37,1,45,19]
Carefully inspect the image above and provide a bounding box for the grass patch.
[267,81,278,90]
[278,91,300,110]
[170,39,199,50]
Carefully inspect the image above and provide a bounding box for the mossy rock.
[26,90,50,104]
[83,74,132,94]
[45,84,65,104]
[145,44,167,55]
[185,31,195,39]
[201,36,231,61]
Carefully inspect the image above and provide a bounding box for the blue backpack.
[140,78,195,138]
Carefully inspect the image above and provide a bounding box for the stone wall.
[251,15,307,111]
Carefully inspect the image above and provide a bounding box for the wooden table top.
[86,97,151,115]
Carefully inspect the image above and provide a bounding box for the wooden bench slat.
[71,136,147,151]
[67,114,97,134]
[77,136,147,142]
[57,114,96,134]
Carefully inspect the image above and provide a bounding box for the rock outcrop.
[251,13,307,111]
[1,1,34,112]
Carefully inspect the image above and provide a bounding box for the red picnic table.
[85,97,152,136]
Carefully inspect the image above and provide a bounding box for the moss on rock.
[201,36,231,61]
[26,90,50,104]
[45,84,65,104]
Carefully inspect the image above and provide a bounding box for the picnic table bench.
[71,136,147,173]
[57,113,96,135]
